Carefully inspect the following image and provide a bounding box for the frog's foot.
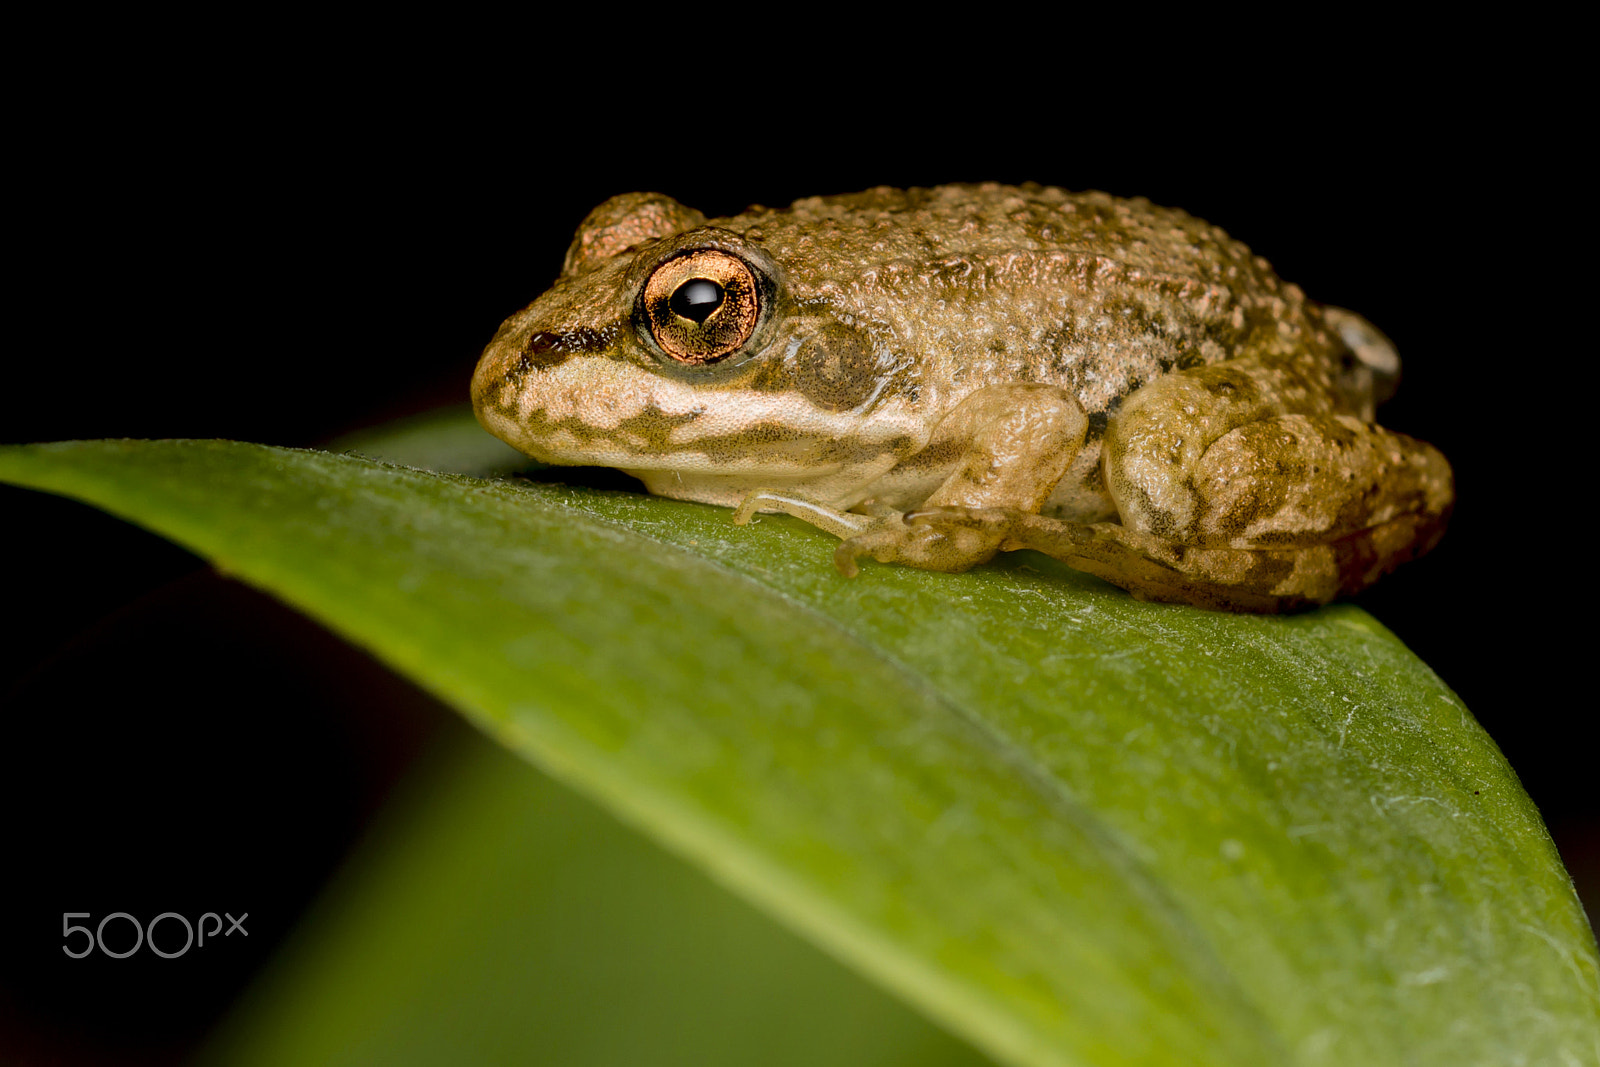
[833,512,1006,578]
[906,505,1445,612]
[732,489,1004,577]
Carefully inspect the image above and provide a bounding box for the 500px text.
[62,912,248,958]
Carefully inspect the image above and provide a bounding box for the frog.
[471,183,1452,612]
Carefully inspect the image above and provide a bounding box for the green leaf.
[4,425,1596,1067]
[202,727,989,1067]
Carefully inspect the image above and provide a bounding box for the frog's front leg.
[735,383,1088,576]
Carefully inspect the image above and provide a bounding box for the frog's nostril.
[524,331,572,370]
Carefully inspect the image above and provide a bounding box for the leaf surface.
[4,428,1596,1067]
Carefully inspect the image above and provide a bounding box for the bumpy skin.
[472,183,1452,611]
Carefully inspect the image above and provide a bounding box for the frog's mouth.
[472,350,925,483]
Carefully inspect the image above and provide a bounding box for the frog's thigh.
[1185,413,1453,548]
[1006,412,1452,609]
[839,384,1087,574]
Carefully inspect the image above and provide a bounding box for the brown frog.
[472,183,1452,611]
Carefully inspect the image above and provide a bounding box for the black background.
[4,43,1589,1064]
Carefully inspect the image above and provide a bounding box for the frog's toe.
[731,488,778,526]
[854,498,902,519]
[732,488,871,539]
[832,533,874,578]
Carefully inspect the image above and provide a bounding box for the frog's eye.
[641,249,760,364]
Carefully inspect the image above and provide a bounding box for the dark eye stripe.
[521,326,618,369]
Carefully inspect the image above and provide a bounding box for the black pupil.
[670,278,724,324]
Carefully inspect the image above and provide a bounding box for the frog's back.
[740,183,1267,288]
[713,183,1323,414]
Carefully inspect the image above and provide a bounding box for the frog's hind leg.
[912,412,1453,611]
[906,506,1446,612]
